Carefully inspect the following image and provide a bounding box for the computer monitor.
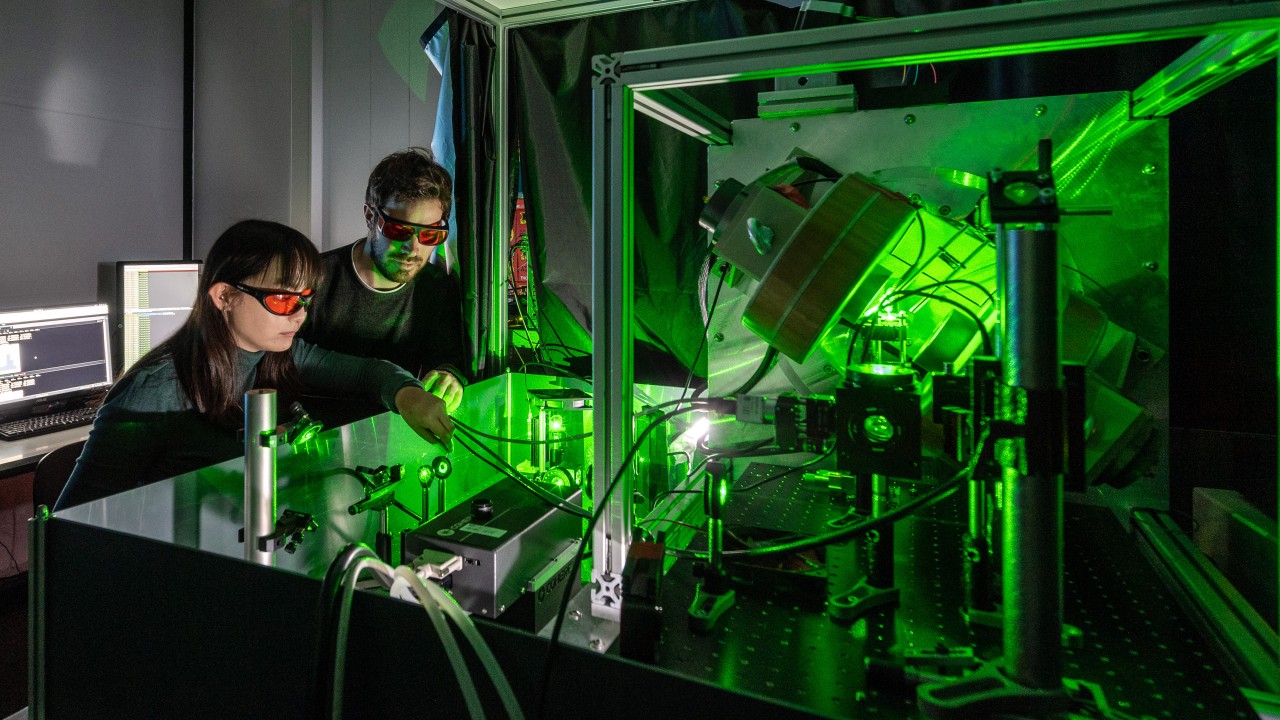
[112,261,202,373]
[0,303,113,423]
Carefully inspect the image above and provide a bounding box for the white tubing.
[391,565,485,719]
[416,570,526,720]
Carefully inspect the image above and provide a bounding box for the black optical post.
[918,140,1071,718]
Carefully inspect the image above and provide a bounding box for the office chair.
[32,440,86,512]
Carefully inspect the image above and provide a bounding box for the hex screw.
[904,114,916,125]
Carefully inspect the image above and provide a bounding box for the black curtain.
[424,11,499,379]
[509,0,789,385]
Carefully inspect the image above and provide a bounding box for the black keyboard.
[0,406,97,441]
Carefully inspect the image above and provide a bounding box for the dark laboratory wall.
[960,51,1278,521]
[915,44,1280,519]
[0,0,184,310]
[1167,61,1277,522]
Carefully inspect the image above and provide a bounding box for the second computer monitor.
[115,260,202,373]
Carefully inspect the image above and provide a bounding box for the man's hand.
[395,385,454,451]
[422,369,464,413]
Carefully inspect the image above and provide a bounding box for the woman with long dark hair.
[57,219,453,509]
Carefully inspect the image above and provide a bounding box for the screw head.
[938,205,952,216]
[1141,163,1159,175]
[1143,260,1159,272]
[589,639,603,650]
[1034,103,1048,117]
[823,365,835,375]
[712,332,725,343]
[903,114,916,125]
[789,122,800,133]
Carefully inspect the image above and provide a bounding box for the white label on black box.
[458,523,507,538]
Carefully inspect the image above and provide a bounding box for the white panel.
[193,0,297,258]
[0,0,183,310]
[320,0,439,251]
[0,0,183,131]
[320,0,375,250]
[191,0,439,256]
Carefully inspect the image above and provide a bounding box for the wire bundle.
[451,419,592,519]
[313,543,525,720]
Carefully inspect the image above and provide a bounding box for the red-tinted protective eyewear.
[371,205,449,246]
[233,283,314,316]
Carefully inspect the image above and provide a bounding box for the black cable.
[730,345,779,396]
[896,210,928,287]
[886,278,996,308]
[453,417,592,445]
[721,430,988,557]
[1061,264,1117,301]
[311,543,380,720]
[537,405,704,716]
[733,444,835,492]
[891,290,994,355]
[536,342,587,359]
[680,266,727,403]
[786,176,839,188]
[842,317,875,371]
[638,395,721,416]
[696,436,775,457]
[517,360,591,385]
[452,427,591,519]
[0,537,18,572]
[507,273,541,364]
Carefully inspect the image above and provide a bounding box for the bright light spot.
[670,414,712,459]
[688,417,711,443]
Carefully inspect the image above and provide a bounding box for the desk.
[0,427,89,476]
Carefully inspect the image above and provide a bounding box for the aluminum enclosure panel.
[405,479,583,618]
[705,92,1168,401]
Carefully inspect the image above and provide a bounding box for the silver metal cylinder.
[244,389,277,566]
[996,225,1064,691]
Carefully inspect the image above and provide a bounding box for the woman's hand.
[422,369,464,414]
[395,385,454,451]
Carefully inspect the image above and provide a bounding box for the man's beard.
[374,248,424,283]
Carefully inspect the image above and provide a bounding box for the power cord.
[536,403,707,717]
[452,425,591,519]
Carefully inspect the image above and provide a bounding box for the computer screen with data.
[116,261,201,373]
[0,304,113,424]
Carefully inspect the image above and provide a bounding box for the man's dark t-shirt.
[301,241,468,380]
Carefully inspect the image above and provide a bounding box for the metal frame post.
[489,24,511,372]
[590,53,634,618]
